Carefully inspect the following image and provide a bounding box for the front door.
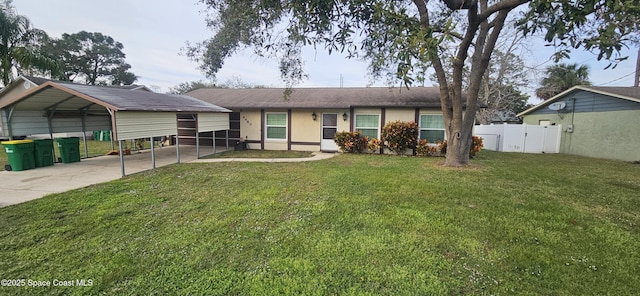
[320,113,338,151]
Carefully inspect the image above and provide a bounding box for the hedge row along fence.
[334,120,483,157]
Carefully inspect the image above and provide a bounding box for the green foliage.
[519,0,640,67]
[1,152,639,294]
[168,80,218,94]
[381,120,418,155]
[367,138,381,153]
[46,31,137,85]
[415,139,438,156]
[334,131,368,153]
[0,0,59,86]
[535,63,591,100]
[438,136,484,158]
[470,136,483,157]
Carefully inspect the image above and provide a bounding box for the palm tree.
[0,0,58,86]
[535,63,591,100]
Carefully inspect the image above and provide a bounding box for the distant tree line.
[1,0,136,87]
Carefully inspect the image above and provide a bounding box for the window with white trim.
[355,114,379,139]
[419,114,445,142]
[266,112,287,140]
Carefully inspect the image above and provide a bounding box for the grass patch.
[0,151,639,294]
[0,146,6,171]
[205,149,314,159]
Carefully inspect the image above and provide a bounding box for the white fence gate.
[473,124,561,153]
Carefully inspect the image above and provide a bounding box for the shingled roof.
[187,87,444,109]
[517,85,640,116]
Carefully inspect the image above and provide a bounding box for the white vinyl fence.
[473,124,562,153]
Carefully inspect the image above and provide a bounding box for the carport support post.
[226,130,229,151]
[196,131,200,159]
[150,137,156,169]
[119,140,126,177]
[176,135,180,164]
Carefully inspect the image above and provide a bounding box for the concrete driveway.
[0,146,335,207]
[0,145,213,207]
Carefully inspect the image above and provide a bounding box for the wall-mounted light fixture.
[342,112,348,121]
[312,112,317,121]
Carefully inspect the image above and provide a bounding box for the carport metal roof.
[0,81,229,114]
[0,81,231,176]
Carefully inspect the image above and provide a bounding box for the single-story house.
[517,86,640,162]
[187,87,450,152]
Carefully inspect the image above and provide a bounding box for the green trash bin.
[33,139,54,168]
[102,130,111,141]
[56,137,81,163]
[93,130,101,141]
[1,140,35,171]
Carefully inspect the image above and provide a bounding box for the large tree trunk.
[444,127,472,166]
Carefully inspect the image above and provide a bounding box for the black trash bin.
[234,141,247,151]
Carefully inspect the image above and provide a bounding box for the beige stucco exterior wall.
[291,109,320,143]
[385,108,416,123]
[239,110,262,148]
[523,110,640,162]
[237,107,446,152]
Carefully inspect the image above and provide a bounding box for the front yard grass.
[0,151,638,295]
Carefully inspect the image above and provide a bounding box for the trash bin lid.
[1,140,34,145]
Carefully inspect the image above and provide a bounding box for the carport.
[0,81,230,176]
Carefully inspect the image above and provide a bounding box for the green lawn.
[0,151,638,295]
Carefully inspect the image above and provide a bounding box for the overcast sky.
[12,0,639,98]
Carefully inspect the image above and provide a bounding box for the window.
[419,114,445,142]
[266,113,287,140]
[355,114,379,139]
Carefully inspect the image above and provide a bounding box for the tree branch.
[477,0,529,23]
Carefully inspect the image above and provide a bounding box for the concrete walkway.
[0,147,335,207]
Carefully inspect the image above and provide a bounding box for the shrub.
[334,131,368,153]
[381,121,419,155]
[470,136,484,157]
[367,138,381,153]
[437,136,484,158]
[415,139,438,156]
[437,140,447,155]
